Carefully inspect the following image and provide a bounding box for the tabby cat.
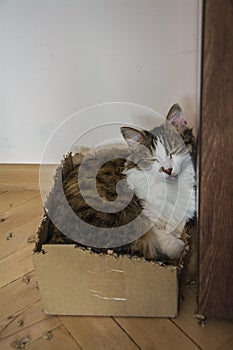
[48,103,196,260]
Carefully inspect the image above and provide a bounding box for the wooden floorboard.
[27,325,82,350]
[0,300,53,339]
[0,317,61,350]
[0,164,40,191]
[114,316,200,350]
[0,215,41,260]
[0,246,35,289]
[0,195,42,235]
[0,272,40,332]
[0,189,232,350]
[0,190,40,214]
[59,316,140,350]
[216,338,233,350]
[0,164,57,191]
[0,191,7,195]
[172,286,233,350]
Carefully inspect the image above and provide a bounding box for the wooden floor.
[0,189,233,350]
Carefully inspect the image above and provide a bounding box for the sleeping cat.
[120,103,196,259]
[48,103,196,260]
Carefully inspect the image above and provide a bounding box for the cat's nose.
[162,167,173,175]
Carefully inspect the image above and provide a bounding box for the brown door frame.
[198,0,233,317]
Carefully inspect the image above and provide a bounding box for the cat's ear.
[166,103,188,130]
[120,127,147,147]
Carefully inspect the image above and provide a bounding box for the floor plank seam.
[0,213,41,236]
[0,212,42,236]
[0,237,40,262]
[1,319,62,347]
[112,317,142,350]
[0,244,34,261]
[0,249,33,263]
[0,310,27,336]
[0,298,41,339]
[30,321,62,345]
[0,310,56,340]
[58,318,84,350]
[0,298,43,335]
[169,318,204,350]
[215,336,233,350]
[0,268,36,289]
[0,193,41,216]
[0,187,40,192]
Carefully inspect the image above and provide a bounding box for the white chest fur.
[125,156,196,235]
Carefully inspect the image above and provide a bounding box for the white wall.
[0,0,202,163]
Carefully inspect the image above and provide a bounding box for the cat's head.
[121,103,195,179]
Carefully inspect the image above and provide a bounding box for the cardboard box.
[33,153,187,317]
[33,243,179,317]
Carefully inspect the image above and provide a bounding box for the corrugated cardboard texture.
[33,245,178,317]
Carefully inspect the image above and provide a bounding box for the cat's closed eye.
[146,158,159,162]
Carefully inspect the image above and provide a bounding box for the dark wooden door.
[198,0,233,317]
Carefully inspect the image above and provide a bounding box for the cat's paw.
[167,238,185,259]
[157,234,185,260]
